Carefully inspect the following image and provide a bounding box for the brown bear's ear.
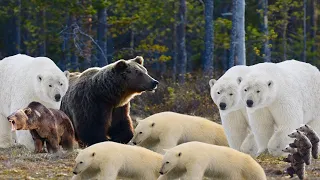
[92,152,95,157]
[115,60,128,72]
[24,108,32,115]
[134,56,144,66]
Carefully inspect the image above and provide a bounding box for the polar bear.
[209,65,258,157]
[0,54,69,151]
[157,141,267,180]
[130,111,229,154]
[239,60,320,156]
[71,141,163,180]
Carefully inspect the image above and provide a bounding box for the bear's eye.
[166,161,169,164]
[49,85,52,87]
[139,132,143,134]
[60,83,63,86]
[229,93,233,96]
[138,72,143,76]
[244,89,247,92]
[256,90,260,93]
[217,92,220,95]
[80,161,83,164]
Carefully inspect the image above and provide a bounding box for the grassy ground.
[1,145,320,180]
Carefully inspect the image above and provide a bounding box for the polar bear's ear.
[163,149,169,153]
[209,79,216,87]
[267,80,273,88]
[115,60,128,72]
[64,71,70,79]
[37,74,43,82]
[133,56,144,66]
[237,77,242,85]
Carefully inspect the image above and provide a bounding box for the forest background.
[0,0,316,119]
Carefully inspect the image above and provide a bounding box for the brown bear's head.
[7,107,41,131]
[113,56,159,106]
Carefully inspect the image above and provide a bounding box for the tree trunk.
[70,15,79,71]
[302,0,307,62]
[96,3,108,67]
[172,1,178,82]
[177,0,187,83]
[39,9,46,56]
[311,0,317,62]
[15,0,21,54]
[229,0,237,68]
[203,0,214,77]
[236,0,245,65]
[229,0,246,68]
[263,0,271,62]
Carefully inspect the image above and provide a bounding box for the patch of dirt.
[1,145,320,179]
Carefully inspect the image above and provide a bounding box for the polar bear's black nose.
[132,141,137,145]
[159,171,163,175]
[219,102,226,110]
[246,100,253,107]
[55,94,61,101]
[73,171,77,175]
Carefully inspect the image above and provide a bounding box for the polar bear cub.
[209,65,258,157]
[157,141,267,180]
[239,60,320,156]
[131,111,229,154]
[72,141,163,180]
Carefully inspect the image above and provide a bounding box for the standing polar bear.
[0,54,69,151]
[209,65,258,157]
[72,141,163,180]
[158,141,267,180]
[131,111,229,154]
[239,60,320,156]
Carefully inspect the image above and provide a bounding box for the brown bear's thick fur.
[288,131,312,165]
[7,101,75,153]
[282,147,305,180]
[60,56,158,147]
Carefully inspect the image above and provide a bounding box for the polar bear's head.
[73,150,96,175]
[239,73,277,111]
[131,120,154,145]
[209,77,243,114]
[35,71,70,104]
[159,150,181,175]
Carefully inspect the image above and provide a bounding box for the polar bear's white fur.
[239,60,320,156]
[157,141,267,180]
[209,65,258,157]
[130,111,229,154]
[71,141,163,180]
[0,54,69,150]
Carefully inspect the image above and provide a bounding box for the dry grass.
[1,75,320,179]
[1,145,320,179]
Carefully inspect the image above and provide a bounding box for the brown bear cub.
[297,124,320,159]
[288,131,312,165]
[7,101,75,153]
[282,146,305,180]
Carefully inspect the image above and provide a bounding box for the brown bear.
[297,124,320,159]
[60,56,158,147]
[282,146,305,180]
[288,131,312,165]
[7,101,75,153]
